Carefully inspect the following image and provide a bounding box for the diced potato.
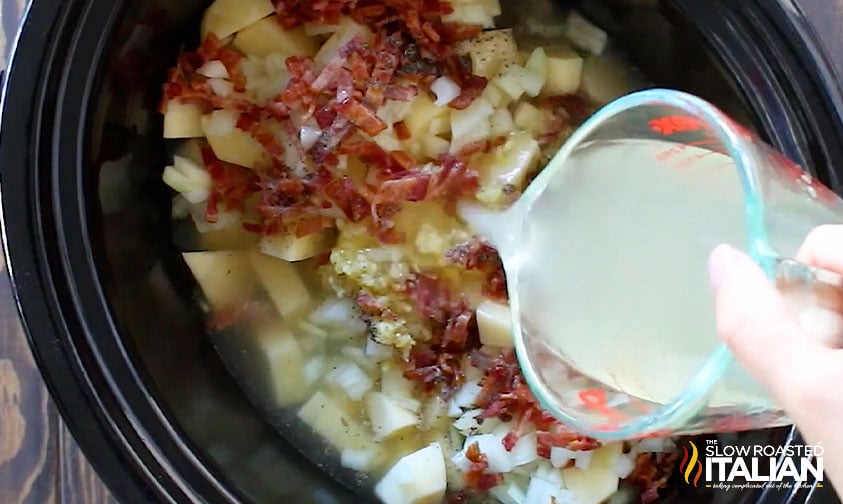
[544,46,584,95]
[198,227,262,250]
[404,94,450,140]
[260,228,337,262]
[458,29,519,79]
[490,108,515,137]
[479,131,540,193]
[477,299,513,347]
[428,117,450,137]
[298,391,376,451]
[365,391,419,440]
[513,102,552,136]
[249,252,312,318]
[581,54,645,105]
[495,71,526,101]
[481,83,513,109]
[562,442,623,504]
[182,251,256,308]
[314,18,374,70]
[201,111,267,169]
[163,100,204,139]
[381,364,421,412]
[200,0,275,40]
[423,136,450,160]
[233,16,319,58]
[443,3,495,28]
[375,443,448,504]
[254,320,309,406]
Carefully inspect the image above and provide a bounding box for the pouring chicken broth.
[160,1,673,503]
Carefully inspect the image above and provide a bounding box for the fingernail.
[708,244,741,293]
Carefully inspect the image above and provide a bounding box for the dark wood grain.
[0,1,841,503]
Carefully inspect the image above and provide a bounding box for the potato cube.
[544,46,584,95]
[254,320,309,406]
[260,228,336,262]
[457,29,518,79]
[365,392,419,441]
[201,112,267,169]
[163,100,204,139]
[182,251,256,308]
[233,16,319,58]
[404,94,450,140]
[201,0,275,40]
[477,299,513,347]
[562,442,623,504]
[298,391,376,451]
[249,252,312,318]
[376,443,447,504]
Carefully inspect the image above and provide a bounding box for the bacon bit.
[542,94,593,125]
[628,452,679,504]
[324,176,371,221]
[430,155,480,207]
[201,146,260,222]
[393,120,411,140]
[336,98,388,136]
[446,239,499,270]
[383,85,419,102]
[378,173,430,202]
[484,267,508,302]
[449,74,488,110]
[468,349,601,457]
[461,442,503,492]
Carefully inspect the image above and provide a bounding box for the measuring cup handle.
[774,258,843,348]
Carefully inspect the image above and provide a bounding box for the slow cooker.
[1,0,841,503]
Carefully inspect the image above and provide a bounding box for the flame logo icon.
[679,441,703,487]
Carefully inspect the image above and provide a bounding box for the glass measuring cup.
[463,89,843,439]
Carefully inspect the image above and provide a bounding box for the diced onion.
[509,432,539,468]
[453,380,483,408]
[525,477,559,504]
[633,437,675,453]
[302,357,325,385]
[365,338,393,361]
[327,362,373,401]
[463,434,514,473]
[208,78,234,97]
[431,76,461,107]
[453,409,484,435]
[197,60,230,79]
[574,450,594,470]
[300,125,323,151]
[550,447,575,469]
[310,298,361,328]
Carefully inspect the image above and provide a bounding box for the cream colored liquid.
[467,139,840,409]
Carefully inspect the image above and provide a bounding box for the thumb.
[708,244,824,401]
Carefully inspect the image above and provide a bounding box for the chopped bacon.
[446,239,499,270]
[383,85,419,102]
[201,146,260,222]
[324,176,371,221]
[336,98,388,135]
[466,349,601,459]
[393,120,411,140]
[378,172,430,202]
[628,452,679,504]
[449,74,488,110]
[356,291,384,316]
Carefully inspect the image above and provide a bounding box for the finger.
[796,224,843,273]
[708,244,827,398]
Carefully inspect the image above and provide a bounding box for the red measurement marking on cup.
[649,115,712,136]
[578,389,629,422]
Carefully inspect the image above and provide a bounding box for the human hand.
[708,225,843,493]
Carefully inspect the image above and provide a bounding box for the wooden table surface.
[0,1,842,503]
